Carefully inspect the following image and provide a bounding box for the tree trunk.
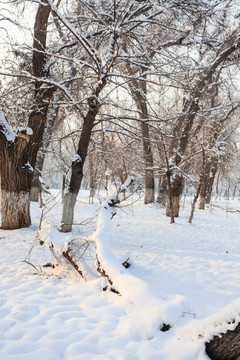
[205,324,240,360]
[0,138,33,229]
[127,70,155,204]
[157,176,168,205]
[88,153,96,204]
[1,190,30,230]
[30,92,63,202]
[198,171,210,210]
[60,97,101,232]
[166,174,184,217]
[198,156,217,209]
[188,174,204,223]
[205,165,217,204]
[215,171,220,200]
[0,1,54,229]
[30,152,44,202]
[141,120,155,204]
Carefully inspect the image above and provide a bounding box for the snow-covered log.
[92,183,188,337]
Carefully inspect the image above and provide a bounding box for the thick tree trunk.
[205,323,240,360]
[0,136,33,229]
[1,191,30,230]
[0,1,54,229]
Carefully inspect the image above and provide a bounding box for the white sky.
[0,1,37,62]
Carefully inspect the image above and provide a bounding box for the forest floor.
[0,190,239,360]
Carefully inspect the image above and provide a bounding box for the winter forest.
[0,0,240,359]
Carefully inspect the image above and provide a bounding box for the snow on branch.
[45,0,101,71]
[187,298,240,344]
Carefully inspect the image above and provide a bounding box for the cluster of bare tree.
[0,0,240,230]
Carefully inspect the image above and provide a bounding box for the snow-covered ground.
[0,191,239,359]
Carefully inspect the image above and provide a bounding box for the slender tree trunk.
[232,184,237,200]
[205,165,217,204]
[215,171,220,200]
[60,97,101,232]
[30,91,63,202]
[30,151,44,202]
[127,70,155,204]
[88,154,95,204]
[157,176,168,205]
[141,120,155,204]
[118,161,128,201]
[188,174,204,223]
[198,161,211,210]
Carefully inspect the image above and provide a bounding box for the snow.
[18,127,33,136]
[72,154,82,163]
[22,161,34,173]
[0,192,240,359]
[0,111,16,142]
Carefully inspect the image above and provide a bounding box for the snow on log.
[179,298,240,360]
[38,219,94,278]
[92,187,188,338]
[205,323,240,360]
[202,298,240,360]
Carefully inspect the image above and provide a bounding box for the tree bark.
[205,164,217,204]
[157,176,168,205]
[0,137,32,229]
[141,120,155,204]
[198,161,211,210]
[1,191,30,230]
[205,324,240,360]
[166,174,184,217]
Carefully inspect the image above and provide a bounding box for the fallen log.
[93,180,187,339]
[205,323,240,360]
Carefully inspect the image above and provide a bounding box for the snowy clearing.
[0,191,239,360]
